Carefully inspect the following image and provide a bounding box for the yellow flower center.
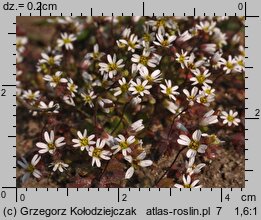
[140,56,149,65]
[48,56,55,65]
[200,96,208,104]
[166,87,172,95]
[189,140,200,150]
[63,38,72,44]
[26,164,35,173]
[156,19,166,28]
[136,85,145,92]
[196,74,206,84]
[184,184,191,188]
[119,141,129,150]
[80,137,89,146]
[108,63,117,71]
[178,55,185,63]
[226,62,234,69]
[143,33,151,42]
[48,143,55,150]
[227,115,234,122]
[84,96,91,103]
[161,40,169,47]
[52,75,61,83]
[92,148,101,158]
[121,84,129,92]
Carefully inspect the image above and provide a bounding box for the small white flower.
[39,53,63,66]
[160,79,179,101]
[190,69,212,86]
[99,54,124,78]
[130,119,144,132]
[97,98,113,113]
[111,134,135,156]
[219,55,239,74]
[139,67,162,83]
[200,43,216,54]
[57,32,76,50]
[22,90,40,101]
[114,77,129,96]
[220,110,241,126]
[81,91,97,108]
[196,21,216,34]
[63,95,75,106]
[85,44,105,61]
[43,71,68,88]
[50,161,69,172]
[131,49,158,70]
[117,31,141,52]
[202,85,215,96]
[200,110,218,126]
[36,130,66,154]
[234,55,245,72]
[124,151,153,179]
[196,92,215,107]
[176,30,193,44]
[186,157,206,175]
[153,29,176,47]
[16,36,28,53]
[72,129,95,151]
[177,129,207,158]
[18,154,41,182]
[89,138,112,167]
[67,78,78,97]
[39,101,60,113]
[183,87,199,106]
[174,174,202,188]
[129,78,152,97]
[176,50,189,69]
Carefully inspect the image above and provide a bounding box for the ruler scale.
[0,0,260,219]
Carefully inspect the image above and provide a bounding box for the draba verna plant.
[16,16,245,188]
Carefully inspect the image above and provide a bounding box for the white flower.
[176,50,189,69]
[18,154,41,182]
[183,87,198,106]
[67,78,78,97]
[72,129,95,151]
[130,119,144,132]
[129,78,152,97]
[63,95,75,106]
[186,157,206,175]
[234,55,245,72]
[114,77,129,96]
[22,90,40,101]
[43,71,68,88]
[85,44,105,61]
[81,91,97,108]
[176,30,193,44]
[39,53,62,66]
[200,110,218,126]
[219,55,239,74]
[89,138,112,167]
[220,110,241,126]
[153,29,176,47]
[200,43,217,54]
[36,130,66,154]
[39,101,60,113]
[177,129,207,158]
[174,175,202,188]
[124,151,153,179]
[57,32,76,50]
[196,92,215,107]
[202,85,215,96]
[111,134,135,156]
[50,161,69,172]
[97,98,113,113]
[117,31,141,52]
[190,69,212,86]
[160,79,179,101]
[196,21,216,34]
[139,67,162,83]
[131,49,158,70]
[98,54,124,78]
[16,36,28,53]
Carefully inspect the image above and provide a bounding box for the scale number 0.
[238,2,244,10]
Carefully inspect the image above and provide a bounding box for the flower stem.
[154,146,187,187]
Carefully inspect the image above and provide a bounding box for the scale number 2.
[1,89,6,96]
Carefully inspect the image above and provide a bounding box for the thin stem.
[154,146,187,187]
[110,101,130,135]
[167,106,188,138]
